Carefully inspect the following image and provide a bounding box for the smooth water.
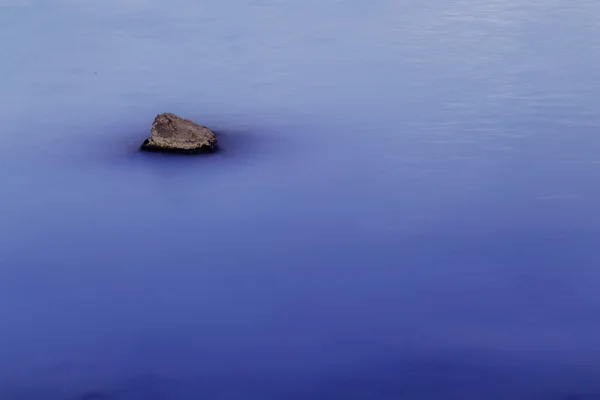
[2,1,600,398]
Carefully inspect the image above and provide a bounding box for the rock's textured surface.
[140,113,217,153]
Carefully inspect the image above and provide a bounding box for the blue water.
[2,1,600,398]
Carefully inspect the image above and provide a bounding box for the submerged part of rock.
[140,113,217,153]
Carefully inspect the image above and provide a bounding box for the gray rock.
[140,113,217,153]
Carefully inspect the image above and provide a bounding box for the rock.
[140,113,217,153]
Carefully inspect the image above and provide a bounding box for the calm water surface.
[2,0,600,398]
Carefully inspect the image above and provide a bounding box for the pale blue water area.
[2,0,600,398]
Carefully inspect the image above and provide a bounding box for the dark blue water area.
[2,0,600,398]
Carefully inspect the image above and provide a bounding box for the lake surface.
[2,0,600,398]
